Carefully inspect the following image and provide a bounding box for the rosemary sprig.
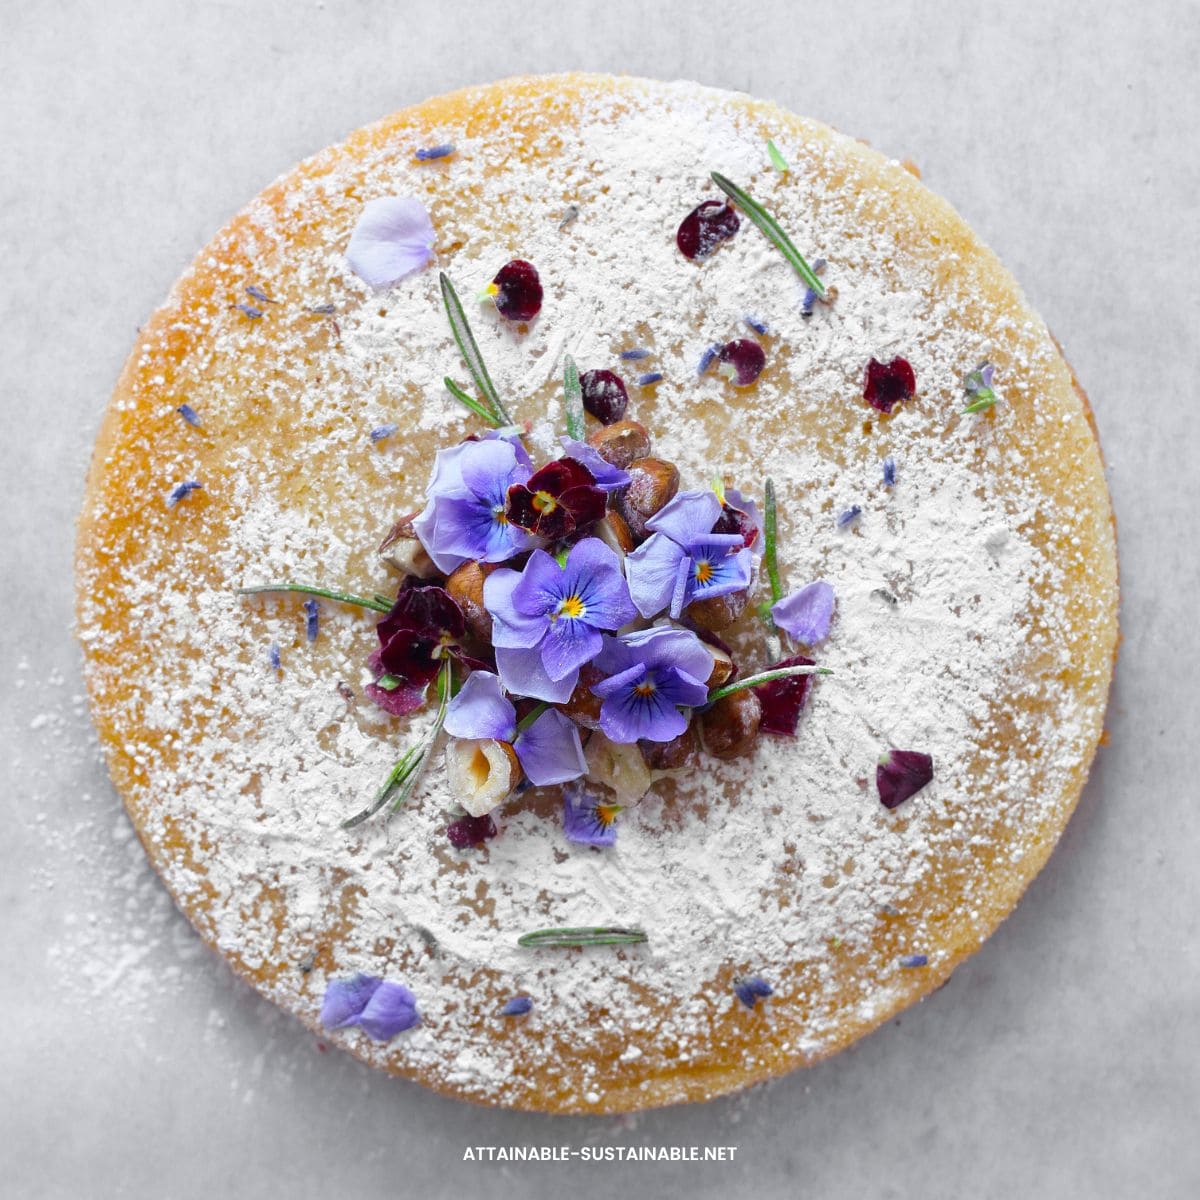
[563,354,584,441]
[762,478,782,605]
[343,658,453,829]
[518,927,649,949]
[237,583,392,613]
[708,664,833,703]
[710,171,826,298]
[766,139,789,173]
[439,271,510,425]
[444,377,502,426]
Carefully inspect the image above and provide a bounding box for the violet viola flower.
[624,490,753,620]
[483,539,638,703]
[412,436,534,575]
[320,974,420,1041]
[345,196,435,288]
[561,781,622,847]
[771,580,836,645]
[590,626,711,744]
[558,437,631,492]
[444,670,586,785]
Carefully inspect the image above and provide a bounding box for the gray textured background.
[2,1,1197,1197]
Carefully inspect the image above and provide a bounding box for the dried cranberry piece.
[447,812,498,848]
[676,200,740,260]
[491,260,542,321]
[755,654,816,736]
[876,750,934,810]
[863,357,916,413]
[717,339,766,387]
[580,369,629,424]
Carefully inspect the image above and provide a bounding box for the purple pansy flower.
[320,974,420,1041]
[444,671,586,785]
[558,437,631,492]
[590,626,711,744]
[413,437,534,575]
[345,196,435,288]
[483,539,637,703]
[771,580,836,645]
[561,781,622,847]
[624,490,753,620]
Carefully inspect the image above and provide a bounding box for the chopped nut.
[639,724,698,770]
[446,560,495,641]
[445,738,522,816]
[595,509,636,556]
[586,419,651,469]
[686,587,749,632]
[556,662,605,729]
[704,644,735,688]
[616,456,680,539]
[378,512,438,579]
[584,731,655,804]
[700,690,761,759]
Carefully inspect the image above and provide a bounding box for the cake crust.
[76,73,1118,1113]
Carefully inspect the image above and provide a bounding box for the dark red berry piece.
[863,357,916,414]
[717,338,766,387]
[490,260,542,321]
[447,812,498,848]
[676,200,740,260]
[580,369,629,425]
[876,750,934,810]
[755,654,815,736]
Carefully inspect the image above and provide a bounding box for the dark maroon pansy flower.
[863,356,916,414]
[712,498,760,552]
[580,369,629,425]
[876,750,934,810]
[717,338,766,387]
[755,654,816,736]
[677,200,740,260]
[489,259,542,321]
[505,457,607,540]
[365,586,466,717]
[447,812,498,848]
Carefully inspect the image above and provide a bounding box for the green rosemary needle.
[563,353,585,441]
[517,927,649,949]
[237,583,391,613]
[710,171,826,298]
[444,376,501,426]
[440,272,510,426]
[708,664,833,703]
[762,478,782,606]
[766,139,789,173]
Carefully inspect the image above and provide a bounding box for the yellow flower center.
[633,679,656,697]
[595,803,622,828]
[556,594,585,620]
[531,490,558,515]
[694,558,714,584]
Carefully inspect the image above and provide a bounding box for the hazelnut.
[705,644,735,688]
[616,457,680,539]
[586,419,651,470]
[556,662,605,730]
[639,724,698,771]
[445,738,522,816]
[686,587,749,632]
[595,509,636,556]
[378,512,438,579]
[446,560,495,642]
[700,690,762,759]
[584,732,655,804]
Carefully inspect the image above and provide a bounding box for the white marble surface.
[2,1,1196,1196]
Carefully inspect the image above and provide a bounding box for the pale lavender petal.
[514,709,587,785]
[495,646,578,703]
[458,438,525,501]
[539,617,603,681]
[668,553,691,619]
[425,441,472,497]
[484,568,549,649]
[771,580,836,644]
[445,671,517,741]
[645,489,722,544]
[345,196,434,287]
[320,974,382,1029]
[558,437,632,491]
[412,493,470,575]
[620,625,714,684]
[357,981,421,1040]
[625,534,687,618]
[510,548,565,617]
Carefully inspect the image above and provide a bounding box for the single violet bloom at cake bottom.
[561,780,622,847]
[412,437,533,575]
[344,196,435,288]
[589,625,711,744]
[320,974,420,1041]
[625,489,753,619]
[771,580,836,645]
[444,670,585,785]
[484,539,638,703]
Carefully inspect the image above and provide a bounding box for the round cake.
[75,73,1118,1113]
